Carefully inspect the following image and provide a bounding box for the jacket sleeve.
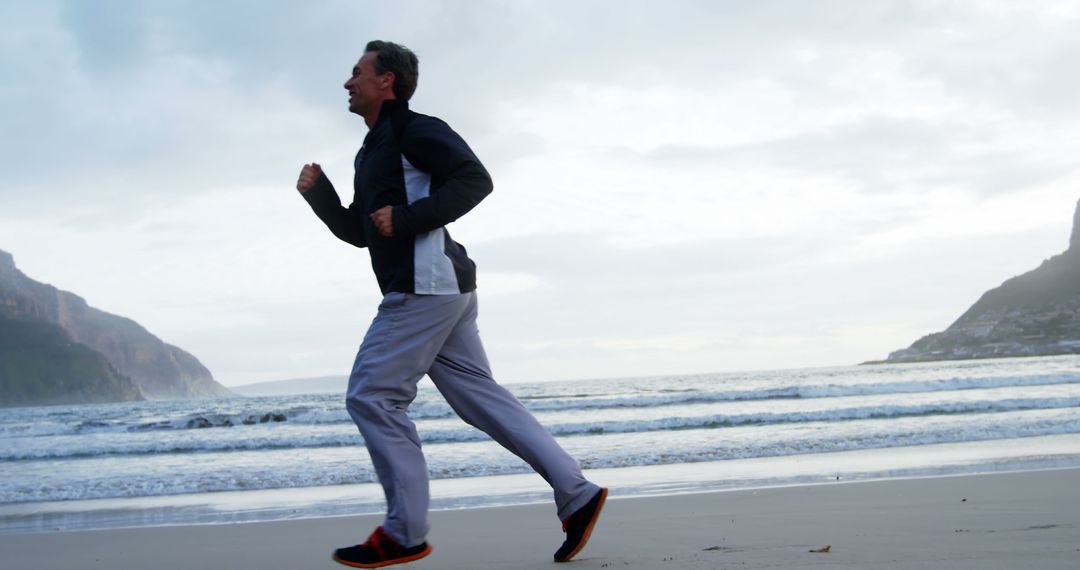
[392,117,493,236]
[301,172,368,248]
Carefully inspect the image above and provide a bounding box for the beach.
[4,358,1079,568]
[4,467,1077,570]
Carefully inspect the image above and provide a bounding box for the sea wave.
[3,408,1079,504]
[6,372,1078,439]
[520,373,1080,411]
[4,395,1079,460]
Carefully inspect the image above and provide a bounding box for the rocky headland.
[876,198,1080,364]
[0,250,232,406]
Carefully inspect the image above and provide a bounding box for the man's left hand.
[370,206,394,237]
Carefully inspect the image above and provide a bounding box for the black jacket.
[303,99,493,295]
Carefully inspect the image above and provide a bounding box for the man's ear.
[382,71,396,90]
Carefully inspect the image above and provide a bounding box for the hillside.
[882,199,1080,363]
[231,375,348,396]
[0,250,232,406]
[0,315,145,406]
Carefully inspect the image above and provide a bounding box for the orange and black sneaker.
[332,526,433,568]
[554,487,608,562]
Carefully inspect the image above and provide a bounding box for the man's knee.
[347,384,415,419]
[345,390,391,422]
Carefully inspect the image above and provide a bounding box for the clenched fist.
[296,163,322,193]
[370,206,394,237]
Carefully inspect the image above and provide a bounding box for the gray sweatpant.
[346,291,600,547]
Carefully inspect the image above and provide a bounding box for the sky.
[2,0,1079,387]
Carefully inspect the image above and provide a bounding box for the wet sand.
[3,468,1078,569]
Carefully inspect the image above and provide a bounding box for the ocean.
[2,355,1079,533]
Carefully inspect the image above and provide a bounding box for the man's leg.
[345,292,471,548]
[426,292,601,520]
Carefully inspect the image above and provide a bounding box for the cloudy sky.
[3,0,1079,386]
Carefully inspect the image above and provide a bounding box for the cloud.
[637,116,1076,197]
[1,0,367,218]
[3,0,1079,384]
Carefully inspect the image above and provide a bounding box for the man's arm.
[390,117,493,236]
[296,163,368,248]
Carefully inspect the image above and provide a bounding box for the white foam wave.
[520,373,1080,411]
[4,373,1076,440]
[4,395,1078,460]
[3,408,1079,503]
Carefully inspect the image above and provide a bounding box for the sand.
[3,468,1078,569]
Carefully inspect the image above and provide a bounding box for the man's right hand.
[296,163,323,193]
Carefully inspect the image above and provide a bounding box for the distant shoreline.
[860,351,1080,366]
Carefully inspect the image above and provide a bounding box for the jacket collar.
[374,98,408,126]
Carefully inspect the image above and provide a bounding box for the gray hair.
[365,40,419,101]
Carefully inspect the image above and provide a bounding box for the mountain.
[880,199,1080,363]
[0,315,145,406]
[231,375,347,396]
[0,250,232,406]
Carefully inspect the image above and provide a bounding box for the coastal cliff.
[880,199,1080,363]
[0,250,231,406]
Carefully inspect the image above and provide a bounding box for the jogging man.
[295,40,607,568]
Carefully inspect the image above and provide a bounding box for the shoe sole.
[557,487,608,563]
[332,544,433,568]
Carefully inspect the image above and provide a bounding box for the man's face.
[344,52,391,118]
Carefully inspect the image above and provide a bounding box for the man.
[296,40,607,568]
